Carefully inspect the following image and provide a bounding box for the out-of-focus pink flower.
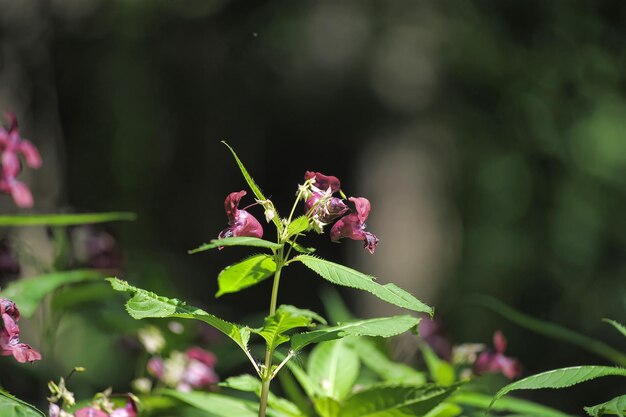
[110,396,137,417]
[147,357,164,378]
[0,298,41,363]
[474,331,521,379]
[75,407,109,417]
[218,191,263,241]
[330,197,379,254]
[147,346,219,392]
[49,403,61,417]
[0,112,42,208]
[418,316,452,360]
[303,171,348,223]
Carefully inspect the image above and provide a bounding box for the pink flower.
[147,356,164,378]
[0,112,42,208]
[418,316,452,360]
[110,396,138,417]
[474,331,521,379]
[75,408,109,417]
[0,298,42,363]
[179,347,218,390]
[218,191,263,240]
[330,197,379,254]
[303,171,348,223]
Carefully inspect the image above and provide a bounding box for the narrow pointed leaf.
[0,389,45,417]
[1,269,105,317]
[287,216,310,239]
[287,241,316,254]
[491,366,626,407]
[216,254,276,297]
[585,395,626,417]
[0,212,135,227]
[291,315,420,352]
[284,356,324,398]
[222,141,283,230]
[254,306,315,351]
[473,295,626,366]
[339,384,458,417]
[295,255,432,315]
[107,278,250,351]
[189,237,281,254]
[308,340,360,400]
[603,318,626,339]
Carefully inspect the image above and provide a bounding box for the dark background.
[1,0,625,412]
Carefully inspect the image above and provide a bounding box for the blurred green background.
[1,0,625,413]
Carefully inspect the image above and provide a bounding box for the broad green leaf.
[220,375,306,417]
[423,403,462,417]
[491,366,626,406]
[164,389,258,417]
[278,305,327,325]
[345,338,426,385]
[0,212,135,227]
[603,318,626,339]
[450,391,571,417]
[295,255,433,315]
[283,355,324,398]
[473,295,626,366]
[308,340,360,400]
[313,397,341,417]
[216,254,276,297]
[189,237,281,254]
[107,278,250,352]
[1,269,105,317]
[420,344,455,386]
[287,216,310,239]
[222,141,283,231]
[254,305,316,351]
[339,384,458,417]
[291,315,420,352]
[0,389,45,417]
[585,395,626,417]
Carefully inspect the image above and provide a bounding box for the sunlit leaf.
[254,305,316,351]
[338,384,458,417]
[0,212,135,227]
[216,254,276,297]
[420,344,455,386]
[585,395,626,417]
[291,315,420,352]
[491,366,626,407]
[0,389,45,417]
[423,403,462,417]
[308,340,359,401]
[189,237,281,254]
[222,141,283,231]
[295,255,433,315]
[286,216,310,239]
[313,397,341,417]
[1,269,105,317]
[163,389,258,417]
[107,278,250,352]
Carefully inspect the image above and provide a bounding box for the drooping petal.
[218,191,263,240]
[9,180,34,208]
[304,171,341,193]
[186,347,217,367]
[19,140,42,169]
[10,341,42,363]
[2,151,20,178]
[493,330,507,353]
[330,197,379,254]
[223,190,247,224]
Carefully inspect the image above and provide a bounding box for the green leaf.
[0,269,105,317]
[220,375,306,417]
[420,344,455,386]
[189,237,281,254]
[338,384,458,417]
[603,318,626,339]
[0,389,45,417]
[254,305,316,351]
[107,278,250,352]
[345,338,426,385]
[423,403,462,417]
[287,216,310,239]
[285,358,323,398]
[222,141,283,231]
[295,255,433,315]
[287,241,316,254]
[308,340,360,400]
[291,315,420,352]
[278,305,327,325]
[0,212,135,227]
[585,395,626,417]
[473,295,626,366]
[216,254,276,297]
[164,389,259,417]
[313,397,341,417]
[491,366,626,407]
[450,391,571,417]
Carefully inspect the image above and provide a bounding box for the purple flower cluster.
[218,171,379,254]
[147,346,219,392]
[49,395,137,417]
[0,297,42,363]
[0,112,42,207]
